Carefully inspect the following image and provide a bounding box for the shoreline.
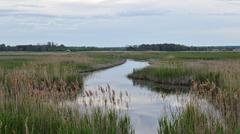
[128,74,192,86]
[79,59,127,73]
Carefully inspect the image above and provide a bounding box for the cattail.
[95,91,98,97]
[85,90,90,97]
[83,100,87,107]
[112,90,115,97]
[117,99,120,105]
[126,102,129,109]
[125,91,128,97]
[120,92,123,101]
[100,87,105,93]
[104,99,107,107]
[89,98,93,106]
[89,90,93,96]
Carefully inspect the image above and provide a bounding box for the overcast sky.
[0,0,240,46]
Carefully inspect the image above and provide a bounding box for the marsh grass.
[0,52,126,99]
[79,85,130,109]
[1,51,240,134]
[167,52,240,60]
[0,59,28,69]
[118,51,240,61]
[0,94,134,134]
[0,52,134,134]
[158,78,240,134]
[129,67,192,85]
[129,66,223,88]
[158,105,225,134]
[128,55,240,133]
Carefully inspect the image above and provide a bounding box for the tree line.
[0,42,126,52]
[126,44,240,51]
[0,42,66,51]
[0,42,239,52]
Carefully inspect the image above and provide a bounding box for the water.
[74,60,190,134]
[66,59,219,134]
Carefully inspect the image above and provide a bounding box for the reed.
[0,52,134,134]
[128,67,192,85]
[1,51,240,133]
[0,93,134,134]
[158,104,225,134]
[128,56,240,133]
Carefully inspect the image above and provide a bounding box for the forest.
[1,42,239,52]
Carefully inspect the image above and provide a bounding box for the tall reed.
[0,52,134,134]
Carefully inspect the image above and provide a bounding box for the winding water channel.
[66,59,220,134]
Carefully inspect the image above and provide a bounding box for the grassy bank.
[158,105,225,134]
[119,51,240,61]
[0,52,125,98]
[129,67,192,85]
[127,52,240,133]
[128,61,222,87]
[1,51,240,133]
[158,102,240,134]
[0,52,134,134]
[0,92,134,134]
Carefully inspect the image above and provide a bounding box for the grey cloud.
[0,9,56,18]
[0,8,170,19]
[217,0,240,4]
[117,9,171,17]
[0,9,22,13]
[218,0,240,1]
[0,9,23,17]
[208,12,240,16]
[14,4,45,8]
[0,9,94,20]
[12,13,55,18]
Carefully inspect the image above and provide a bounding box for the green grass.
[0,52,134,134]
[124,52,240,134]
[0,51,240,134]
[0,59,28,69]
[129,67,192,86]
[82,52,123,64]
[194,71,222,86]
[158,105,225,134]
[0,96,134,134]
[118,51,240,61]
[164,52,240,60]
[129,65,223,87]
[133,67,190,79]
[61,62,93,71]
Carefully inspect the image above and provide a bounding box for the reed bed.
[144,59,240,133]
[128,67,192,86]
[0,52,134,134]
[79,85,130,109]
[0,92,134,134]
[1,51,240,133]
[158,104,225,134]
[0,52,125,99]
[126,52,240,133]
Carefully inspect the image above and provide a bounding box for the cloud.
[0,0,240,18]
[208,12,240,16]
[117,9,171,17]
[14,4,45,8]
[0,9,55,18]
[1,0,240,46]
[218,0,240,2]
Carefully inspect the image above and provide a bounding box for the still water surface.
[76,60,190,134]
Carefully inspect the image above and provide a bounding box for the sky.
[0,0,240,47]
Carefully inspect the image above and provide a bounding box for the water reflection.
[77,60,190,134]
[65,59,220,134]
[132,79,190,94]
